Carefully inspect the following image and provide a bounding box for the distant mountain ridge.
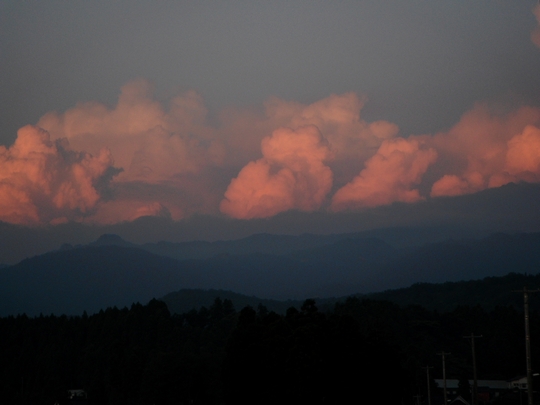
[0,181,539,266]
[163,271,540,315]
[368,271,540,312]
[0,245,185,316]
[1,230,540,316]
[117,227,491,260]
[90,233,138,248]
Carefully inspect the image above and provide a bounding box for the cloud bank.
[32,83,403,224]
[2,74,540,225]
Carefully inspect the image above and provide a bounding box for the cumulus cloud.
[36,80,228,221]
[265,93,398,153]
[331,137,437,210]
[0,125,118,224]
[38,80,223,183]
[532,4,540,48]
[220,126,333,219]
[34,82,400,222]
[430,105,540,197]
[6,76,540,225]
[218,92,398,172]
[505,125,540,176]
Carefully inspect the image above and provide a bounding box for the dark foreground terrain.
[1,293,539,405]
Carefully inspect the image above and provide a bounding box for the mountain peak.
[92,234,133,247]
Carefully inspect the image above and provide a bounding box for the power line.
[423,366,433,405]
[513,287,540,405]
[437,351,451,405]
[463,333,482,405]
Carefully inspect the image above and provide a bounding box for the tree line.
[1,297,538,404]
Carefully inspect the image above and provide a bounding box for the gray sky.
[1,0,540,233]
[2,1,539,141]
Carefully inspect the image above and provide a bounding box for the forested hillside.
[1,296,538,405]
[369,272,540,312]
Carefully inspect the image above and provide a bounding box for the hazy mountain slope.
[0,238,388,315]
[0,246,192,316]
[368,272,540,312]
[375,232,540,290]
[0,181,538,266]
[135,227,490,261]
[139,232,382,260]
[2,231,540,317]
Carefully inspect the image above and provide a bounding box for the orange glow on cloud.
[34,83,399,223]
[3,75,540,225]
[218,92,398,172]
[331,137,437,210]
[504,125,540,179]
[220,126,333,219]
[262,93,399,167]
[430,105,540,197]
[2,4,540,226]
[38,80,223,184]
[0,125,116,224]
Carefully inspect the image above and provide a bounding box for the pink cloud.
[220,126,333,219]
[38,80,223,183]
[5,73,539,224]
[263,93,399,161]
[0,125,117,225]
[36,80,228,221]
[504,125,540,180]
[430,105,540,197]
[331,137,437,210]
[35,83,400,222]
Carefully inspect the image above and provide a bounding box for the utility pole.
[423,366,433,405]
[463,333,482,405]
[438,352,451,405]
[513,287,540,405]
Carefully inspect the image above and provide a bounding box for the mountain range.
[0,181,539,266]
[1,229,540,316]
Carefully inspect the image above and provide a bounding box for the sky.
[1,1,540,242]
